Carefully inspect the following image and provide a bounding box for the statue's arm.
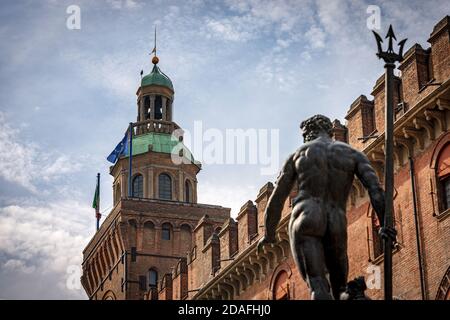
[354,151,385,226]
[263,153,296,241]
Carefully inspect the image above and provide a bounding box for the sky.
[0,0,448,299]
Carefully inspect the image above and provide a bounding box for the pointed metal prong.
[372,30,384,56]
[386,25,396,52]
[385,25,397,40]
[397,38,407,60]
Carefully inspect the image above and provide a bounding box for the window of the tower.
[162,223,171,240]
[158,173,172,200]
[155,95,163,120]
[132,174,143,198]
[144,96,150,119]
[148,268,158,288]
[185,180,192,203]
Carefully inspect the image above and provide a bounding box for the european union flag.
[107,132,129,163]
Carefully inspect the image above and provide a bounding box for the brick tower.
[80,53,230,300]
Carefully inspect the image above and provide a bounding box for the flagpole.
[96,172,101,231]
[128,123,133,198]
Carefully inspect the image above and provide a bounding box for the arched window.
[155,95,163,120]
[148,268,158,288]
[159,174,172,200]
[273,271,290,300]
[144,96,150,119]
[132,174,143,198]
[102,290,116,300]
[185,180,192,203]
[436,143,450,212]
[162,223,171,240]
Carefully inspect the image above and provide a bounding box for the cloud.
[305,25,326,49]
[105,0,143,10]
[0,113,86,193]
[3,259,36,274]
[0,199,92,299]
[198,181,260,217]
[204,14,265,42]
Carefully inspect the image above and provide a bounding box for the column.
[147,167,154,198]
[155,226,161,253]
[162,96,167,121]
[178,170,183,201]
[150,96,155,120]
[137,223,144,251]
[193,179,198,204]
[173,227,181,254]
[121,172,127,199]
[139,98,145,135]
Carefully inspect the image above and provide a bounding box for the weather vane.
[151,25,159,65]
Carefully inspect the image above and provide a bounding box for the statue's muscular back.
[290,136,358,238]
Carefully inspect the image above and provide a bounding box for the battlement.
[346,16,450,152]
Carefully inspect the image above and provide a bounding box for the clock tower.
[81,52,230,300]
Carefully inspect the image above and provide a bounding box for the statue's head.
[300,114,333,142]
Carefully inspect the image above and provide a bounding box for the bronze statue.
[258,114,396,300]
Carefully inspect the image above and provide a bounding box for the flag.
[92,182,99,212]
[92,173,101,230]
[107,131,130,164]
[150,46,156,54]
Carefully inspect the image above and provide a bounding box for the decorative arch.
[158,173,173,200]
[430,135,450,213]
[179,223,194,230]
[102,290,116,300]
[429,131,450,169]
[268,263,293,300]
[436,265,450,300]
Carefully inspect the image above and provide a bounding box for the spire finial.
[151,25,159,65]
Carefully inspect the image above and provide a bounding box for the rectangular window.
[162,228,170,240]
[139,275,147,291]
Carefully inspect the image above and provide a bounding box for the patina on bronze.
[258,114,396,300]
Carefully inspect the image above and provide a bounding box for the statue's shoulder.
[331,140,358,153]
[294,143,311,156]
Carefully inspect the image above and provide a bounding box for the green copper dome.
[141,64,174,91]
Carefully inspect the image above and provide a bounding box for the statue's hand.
[257,235,276,254]
[379,226,397,244]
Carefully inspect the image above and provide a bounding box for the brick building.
[81,16,450,300]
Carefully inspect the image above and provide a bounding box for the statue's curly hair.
[300,114,333,142]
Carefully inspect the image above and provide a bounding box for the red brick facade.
[81,16,450,300]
